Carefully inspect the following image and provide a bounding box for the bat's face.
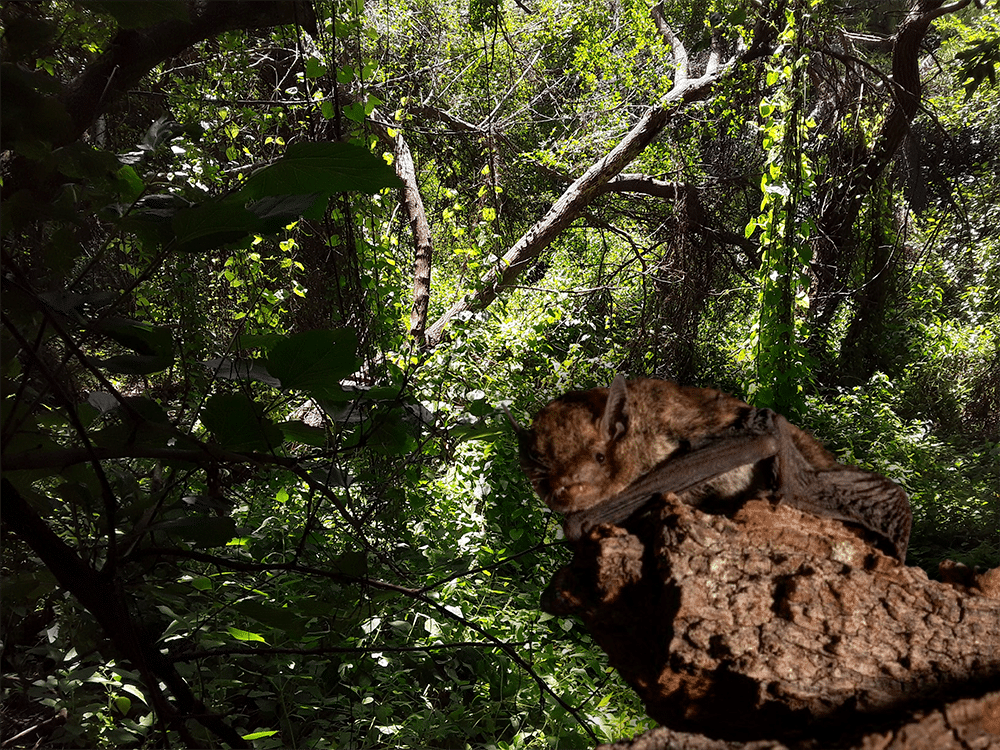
[518,389,633,513]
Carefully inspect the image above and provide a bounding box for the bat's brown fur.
[518,376,912,561]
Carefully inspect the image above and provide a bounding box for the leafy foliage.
[2,0,998,748]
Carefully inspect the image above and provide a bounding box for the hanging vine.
[743,0,821,417]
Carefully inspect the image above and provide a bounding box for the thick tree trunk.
[543,492,1000,745]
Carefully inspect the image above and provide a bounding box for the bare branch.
[477,49,543,128]
[371,114,434,343]
[650,2,689,85]
[424,14,776,347]
[599,174,691,200]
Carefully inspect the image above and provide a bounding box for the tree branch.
[59,1,316,147]
[810,0,974,327]
[651,2,689,85]
[371,114,435,343]
[424,13,776,347]
[1,479,251,748]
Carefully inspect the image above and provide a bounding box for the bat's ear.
[600,374,629,443]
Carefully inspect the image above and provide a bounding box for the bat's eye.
[595,452,606,464]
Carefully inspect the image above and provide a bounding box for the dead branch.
[423,11,776,347]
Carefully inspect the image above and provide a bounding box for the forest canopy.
[1,0,998,747]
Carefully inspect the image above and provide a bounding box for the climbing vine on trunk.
[744,0,820,417]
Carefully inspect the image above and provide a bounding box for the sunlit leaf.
[242,730,279,740]
[228,627,267,644]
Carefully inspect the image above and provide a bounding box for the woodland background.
[1,0,998,747]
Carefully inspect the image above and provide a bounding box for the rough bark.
[598,689,1000,749]
[543,492,1000,745]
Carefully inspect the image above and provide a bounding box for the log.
[542,493,1000,744]
[596,689,1000,749]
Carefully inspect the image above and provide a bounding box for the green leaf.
[227,627,267,644]
[955,35,1000,100]
[87,398,179,452]
[242,730,279,741]
[450,423,506,442]
[124,397,170,424]
[201,393,284,451]
[467,396,492,417]
[98,318,174,356]
[203,357,281,387]
[93,319,173,373]
[305,57,327,78]
[172,201,260,253]
[116,165,145,202]
[364,408,416,455]
[239,142,401,200]
[54,142,123,183]
[265,329,361,396]
[96,354,173,375]
[344,102,366,123]
[331,549,368,578]
[248,193,325,233]
[98,318,173,357]
[235,601,306,635]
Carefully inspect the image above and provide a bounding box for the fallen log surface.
[542,493,1000,744]
[596,688,1000,749]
